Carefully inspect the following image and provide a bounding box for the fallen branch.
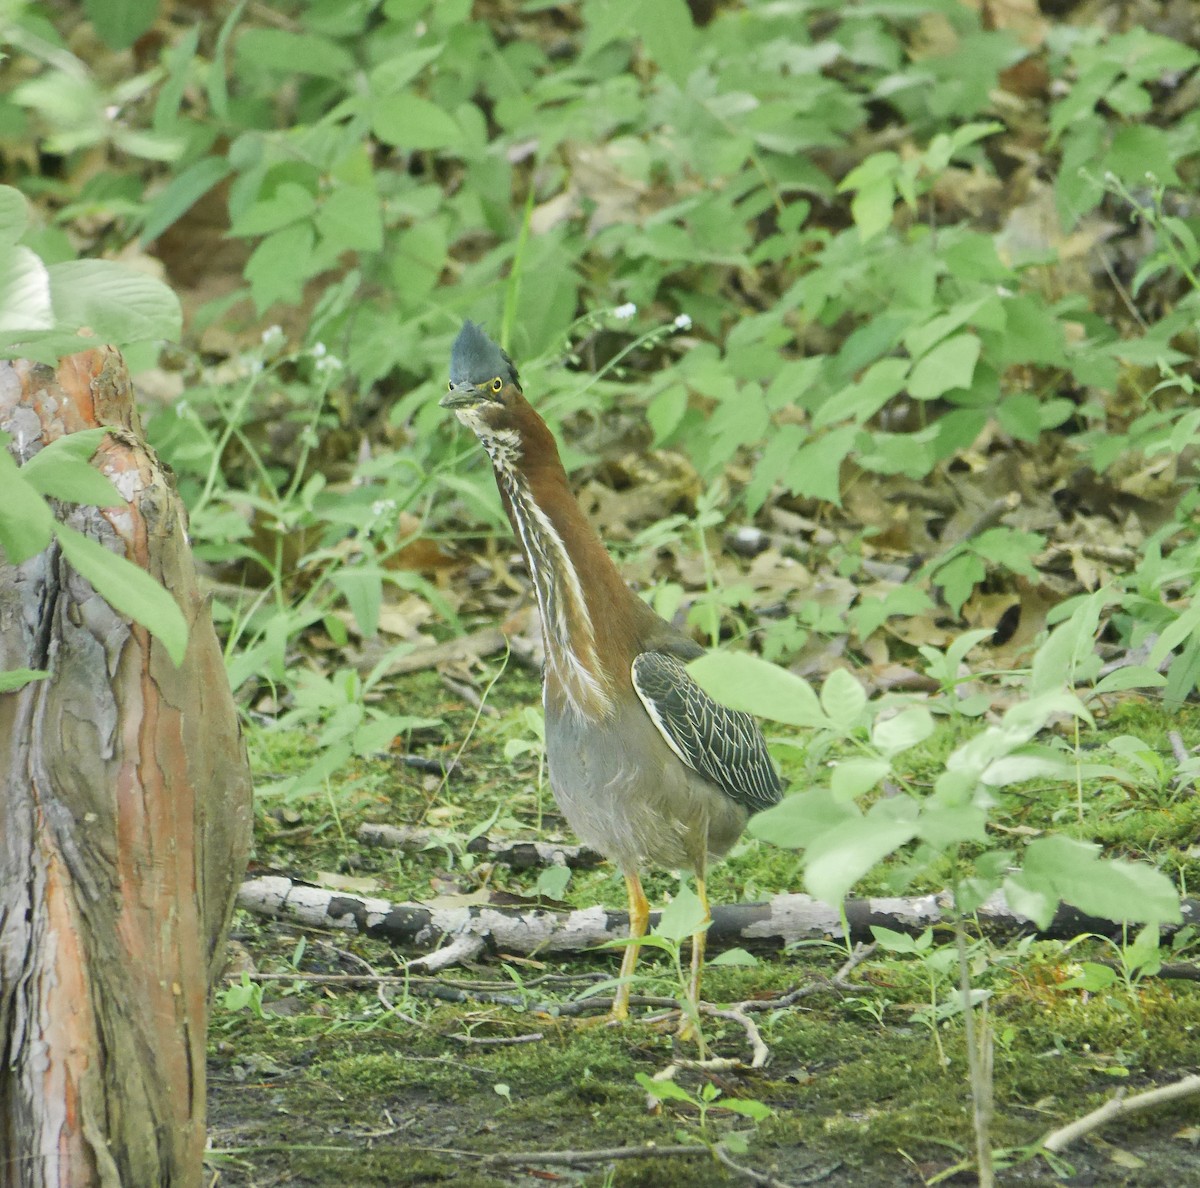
[236,876,1200,964]
[356,823,604,870]
[1040,1073,1200,1153]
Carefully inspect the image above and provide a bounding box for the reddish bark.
[0,350,253,1188]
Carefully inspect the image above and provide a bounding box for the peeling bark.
[0,351,254,1188]
[237,875,1198,961]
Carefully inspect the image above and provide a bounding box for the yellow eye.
[491,377,503,393]
[447,380,453,391]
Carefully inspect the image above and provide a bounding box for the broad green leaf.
[0,668,49,692]
[1058,962,1119,992]
[47,260,181,345]
[1031,589,1111,694]
[981,753,1073,787]
[0,244,53,336]
[785,424,857,504]
[228,182,316,237]
[1006,836,1180,929]
[804,809,919,904]
[830,758,890,800]
[315,186,383,253]
[245,223,315,311]
[535,864,571,901]
[722,1098,773,1120]
[635,1073,694,1104]
[654,882,709,943]
[54,524,189,666]
[0,187,30,245]
[819,667,868,734]
[84,0,159,50]
[687,650,824,727]
[21,431,122,506]
[372,96,463,151]
[870,925,927,954]
[235,28,356,78]
[748,787,859,850]
[635,0,696,86]
[330,567,383,638]
[908,333,981,399]
[0,460,56,563]
[709,947,758,967]
[871,706,934,755]
[917,804,987,849]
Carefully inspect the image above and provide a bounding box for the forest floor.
[205,672,1200,1187]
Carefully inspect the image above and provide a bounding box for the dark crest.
[450,321,520,388]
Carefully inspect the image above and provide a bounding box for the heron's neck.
[483,431,619,720]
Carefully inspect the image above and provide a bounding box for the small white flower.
[312,341,327,357]
[673,313,692,331]
[613,302,637,321]
[371,498,397,518]
[261,325,284,346]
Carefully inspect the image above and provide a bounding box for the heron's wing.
[631,651,782,813]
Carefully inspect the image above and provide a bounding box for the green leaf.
[687,650,824,728]
[46,260,181,346]
[819,667,868,734]
[1005,836,1181,929]
[0,186,30,246]
[235,28,356,78]
[722,1098,773,1120]
[709,947,758,967]
[870,925,927,954]
[228,182,316,237]
[654,883,709,944]
[748,787,859,850]
[21,431,122,506]
[804,807,919,904]
[329,567,383,638]
[0,458,56,563]
[0,667,49,692]
[315,186,383,253]
[54,524,189,666]
[871,706,935,755]
[536,864,571,901]
[908,333,981,399]
[245,223,316,311]
[785,425,857,504]
[372,96,463,151]
[1058,962,1119,992]
[635,0,696,87]
[0,244,53,337]
[84,0,159,50]
[635,1073,695,1104]
[839,153,898,242]
[830,758,890,800]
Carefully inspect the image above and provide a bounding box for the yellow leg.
[612,869,649,1020]
[679,871,711,1047]
[688,872,711,1010]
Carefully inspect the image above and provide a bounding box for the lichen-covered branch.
[236,874,1196,961]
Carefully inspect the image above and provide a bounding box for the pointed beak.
[440,381,481,409]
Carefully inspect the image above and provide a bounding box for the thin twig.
[1041,1074,1200,1153]
[449,1032,543,1046]
[475,1143,707,1166]
[712,1143,806,1188]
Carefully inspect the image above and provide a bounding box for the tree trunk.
[0,351,254,1188]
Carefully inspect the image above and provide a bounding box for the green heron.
[441,321,781,1024]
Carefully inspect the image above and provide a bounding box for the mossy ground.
[208,672,1200,1186]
